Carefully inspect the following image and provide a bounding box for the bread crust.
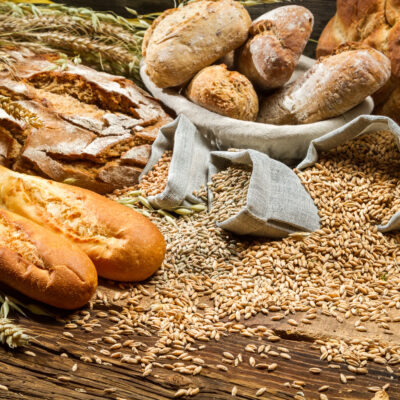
[236,6,314,90]
[0,49,172,193]
[258,46,391,125]
[185,64,259,121]
[0,166,166,282]
[316,0,400,122]
[144,0,251,88]
[0,209,97,309]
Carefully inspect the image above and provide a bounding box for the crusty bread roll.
[143,0,251,88]
[185,64,259,121]
[0,208,97,309]
[316,0,400,123]
[236,6,314,91]
[257,45,391,125]
[0,166,166,282]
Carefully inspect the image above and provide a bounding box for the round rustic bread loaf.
[142,0,251,88]
[316,0,400,123]
[236,5,314,91]
[185,64,259,121]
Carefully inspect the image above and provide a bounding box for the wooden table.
[1,1,399,399]
[0,283,399,400]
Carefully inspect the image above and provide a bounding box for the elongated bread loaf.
[143,0,251,88]
[0,166,166,282]
[316,0,400,123]
[236,6,314,90]
[257,45,391,125]
[0,208,97,309]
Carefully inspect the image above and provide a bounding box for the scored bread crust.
[257,45,391,125]
[0,208,97,309]
[236,5,314,90]
[316,0,400,122]
[0,166,166,282]
[144,0,252,88]
[185,64,259,121]
[0,48,172,194]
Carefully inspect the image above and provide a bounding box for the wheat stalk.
[0,295,30,349]
[0,15,143,51]
[0,1,285,83]
[0,95,42,127]
[0,2,148,80]
[115,190,207,227]
[0,318,30,348]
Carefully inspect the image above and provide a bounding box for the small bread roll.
[185,64,259,121]
[257,45,391,125]
[143,0,251,88]
[236,6,314,91]
[0,166,166,282]
[0,209,97,309]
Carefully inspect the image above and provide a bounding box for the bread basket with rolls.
[141,0,392,162]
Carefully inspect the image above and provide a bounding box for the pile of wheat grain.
[61,130,400,398]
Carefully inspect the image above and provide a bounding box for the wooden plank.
[0,302,399,400]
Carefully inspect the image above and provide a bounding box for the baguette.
[257,45,391,125]
[0,166,166,282]
[0,208,97,309]
[236,6,314,90]
[143,0,251,88]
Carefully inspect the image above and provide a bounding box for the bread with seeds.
[0,208,97,309]
[0,166,166,282]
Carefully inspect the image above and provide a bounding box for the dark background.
[53,0,337,58]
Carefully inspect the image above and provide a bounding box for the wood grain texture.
[0,282,399,400]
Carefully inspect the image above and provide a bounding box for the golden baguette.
[0,208,97,309]
[0,166,166,282]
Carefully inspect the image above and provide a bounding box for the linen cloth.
[141,115,320,238]
[140,59,400,237]
[140,56,374,164]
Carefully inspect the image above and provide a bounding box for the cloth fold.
[141,115,320,237]
[210,150,320,237]
[140,57,400,237]
[296,114,400,233]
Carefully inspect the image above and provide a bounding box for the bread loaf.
[0,208,97,309]
[143,0,251,88]
[0,48,172,194]
[258,45,391,125]
[236,6,314,90]
[185,64,259,121]
[316,0,400,123]
[0,166,166,282]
